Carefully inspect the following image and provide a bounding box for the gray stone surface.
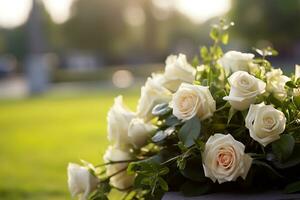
[163,191,300,200]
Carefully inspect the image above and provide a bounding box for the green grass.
[0,90,139,199]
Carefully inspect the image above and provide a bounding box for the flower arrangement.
[67,20,300,200]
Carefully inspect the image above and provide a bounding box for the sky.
[0,0,231,29]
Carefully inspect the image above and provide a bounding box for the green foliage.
[272,134,295,162]
[272,144,300,169]
[83,21,300,199]
[129,162,169,196]
[293,96,300,109]
[178,117,201,147]
[89,180,111,200]
[152,103,172,118]
[180,181,212,196]
[284,181,300,194]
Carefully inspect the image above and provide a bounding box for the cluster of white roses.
[103,54,198,190]
[68,50,300,199]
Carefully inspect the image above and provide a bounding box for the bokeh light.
[0,0,32,28]
[112,70,134,88]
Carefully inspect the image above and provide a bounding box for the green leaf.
[293,96,300,109]
[272,144,300,169]
[252,160,284,179]
[159,166,169,176]
[165,115,182,127]
[152,130,167,143]
[180,157,207,182]
[286,81,297,88]
[192,56,199,67]
[178,116,201,147]
[152,103,172,117]
[209,27,219,42]
[221,32,229,44]
[158,177,169,191]
[267,94,282,107]
[284,181,300,194]
[200,46,209,61]
[180,181,212,196]
[227,107,237,124]
[272,134,295,162]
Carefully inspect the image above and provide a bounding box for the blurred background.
[0,0,300,199]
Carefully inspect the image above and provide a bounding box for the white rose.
[128,118,156,148]
[107,96,135,149]
[137,74,172,121]
[296,65,300,79]
[67,163,99,200]
[202,134,252,184]
[294,65,300,96]
[245,103,286,147]
[218,51,254,73]
[266,69,290,100]
[223,71,266,111]
[163,54,196,91]
[103,146,135,190]
[172,83,216,121]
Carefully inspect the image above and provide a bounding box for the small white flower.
[103,146,135,190]
[67,163,99,200]
[172,83,216,121]
[128,118,156,148]
[163,54,196,91]
[202,134,252,184]
[223,71,266,111]
[219,51,254,73]
[137,74,172,121]
[266,69,290,100]
[294,65,300,96]
[245,103,286,147]
[296,65,300,79]
[107,96,135,149]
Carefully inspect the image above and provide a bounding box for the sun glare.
[43,0,74,24]
[0,0,231,28]
[175,0,231,23]
[0,0,32,28]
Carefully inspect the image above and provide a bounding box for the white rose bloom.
[296,65,300,79]
[137,74,172,121]
[202,134,252,184]
[164,54,196,91]
[103,146,135,190]
[67,163,99,200]
[294,65,300,96]
[245,103,286,147]
[218,51,254,73]
[172,83,216,121]
[107,96,135,149]
[266,69,290,100]
[223,71,266,111]
[128,118,156,148]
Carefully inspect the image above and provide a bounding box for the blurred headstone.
[26,0,49,94]
[26,54,49,93]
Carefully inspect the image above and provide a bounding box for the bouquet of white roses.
[67,20,300,200]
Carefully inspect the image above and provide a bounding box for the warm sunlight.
[0,0,231,28]
[43,0,74,24]
[0,0,32,28]
[0,0,73,28]
[175,0,232,23]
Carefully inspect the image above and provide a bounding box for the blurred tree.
[230,0,300,55]
[63,0,127,57]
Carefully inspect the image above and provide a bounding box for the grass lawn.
[0,89,139,199]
